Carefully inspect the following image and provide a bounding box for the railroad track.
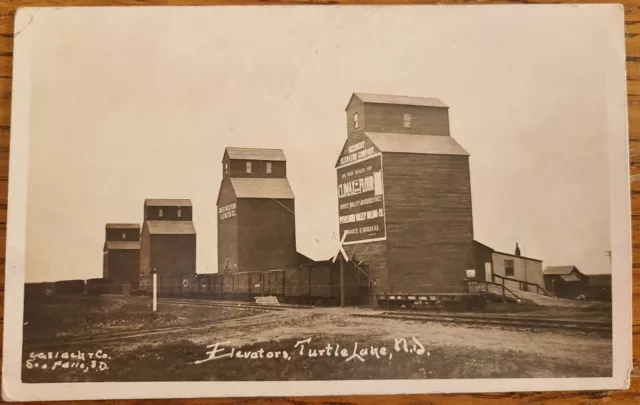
[60,294,311,312]
[24,295,312,350]
[352,311,612,333]
[24,319,221,350]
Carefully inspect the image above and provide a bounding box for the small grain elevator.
[140,199,197,278]
[335,93,475,294]
[103,223,141,287]
[216,147,300,273]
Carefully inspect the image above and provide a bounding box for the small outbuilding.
[542,265,589,299]
[474,241,546,294]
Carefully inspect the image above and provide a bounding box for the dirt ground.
[21,296,612,383]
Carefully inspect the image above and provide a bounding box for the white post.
[153,273,158,312]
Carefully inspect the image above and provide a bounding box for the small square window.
[504,260,514,277]
[353,113,359,129]
[122,232,126,239]
[177,208,182,218]
[158,208,163,218]
[266,162,272,174]
[403,113,412,128]
[246,161,252,174]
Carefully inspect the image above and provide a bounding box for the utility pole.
[151,269,158,312]
[339,251,345,308]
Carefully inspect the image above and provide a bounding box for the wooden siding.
[363,104,450,136]
[284,266,309,297]
[383,153,474,293]
[106,249,140,287]
[344,241,388,294]
[217,178,238,272]
[144,205,193,221]
[268,270,285,295]
[236,198,298,272]
[106,228,140,242]
[139,222,151,278]
[224,159,286,179]
[345,99,366,137]
[491,251,544,293]
[148,234,197,275]
[474,242,493,282]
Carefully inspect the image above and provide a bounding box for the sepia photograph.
[1,4,632,401]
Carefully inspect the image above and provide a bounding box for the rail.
[491,274,553,296]
[473,280,521,302]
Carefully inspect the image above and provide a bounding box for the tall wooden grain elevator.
[335,93,475,294]
[216,147,304,273]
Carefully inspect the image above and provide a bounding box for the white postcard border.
[2,5,633,401]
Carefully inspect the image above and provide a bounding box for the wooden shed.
[216,147,300,273]
[140,199,197,278]
[335,93,475,295]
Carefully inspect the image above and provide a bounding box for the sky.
[17,5,624,282]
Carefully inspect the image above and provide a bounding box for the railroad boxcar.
[54,279,86,295]
[233,272,250,297]
[86,278,110,295]
[181,274,198,296]
[222,274,234,297]
[24,282,55,299]
[249,272,264,296]
[308,262,359,305]
[262,271,271,294]
[284,266,310,303]
[211,273,223,296]
[157,273,169,295]
[267,269,285,296]
[196,274,211,298]
[168,274,182,295]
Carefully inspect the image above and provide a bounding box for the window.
[224,163,228,175]
[403,113,412,128]
[121,232,126,239]
[158,208,163,218]
[246,161,252,174]
[504,260,514,277]
[353,113,359,129]
[266,162,272,174]
[177,208,182,218]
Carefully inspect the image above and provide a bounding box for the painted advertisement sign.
[218,203,236,220]
[336,139,386,244]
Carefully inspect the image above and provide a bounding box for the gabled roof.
[147,221,196,235]
[348,93,448,109]
[230,178,294,199]
[474,240,542,262]
[544,265,578,275]
[365,132,469,156]
[106,223,140,229]
[105,241,141,250]
[145,199,192,207]
[225,147,286,162]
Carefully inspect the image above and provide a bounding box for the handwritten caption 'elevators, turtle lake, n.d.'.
[194,337,428,364]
